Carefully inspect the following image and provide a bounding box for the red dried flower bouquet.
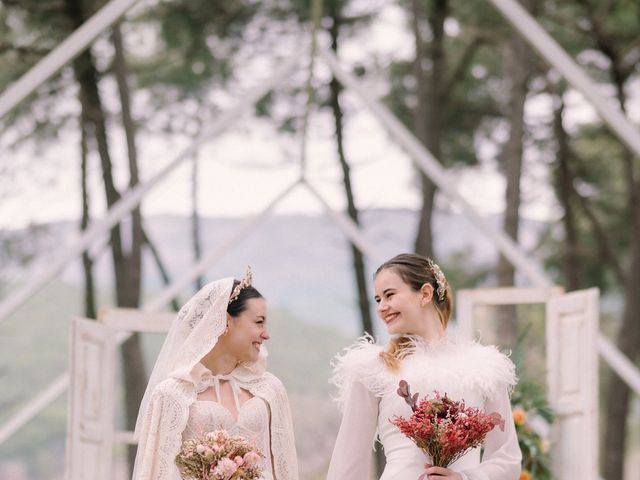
[391,380,505,473]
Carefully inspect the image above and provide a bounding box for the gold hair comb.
[229,266,253,304]
[427,259,447,301]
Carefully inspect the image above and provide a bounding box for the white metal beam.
[144,180,301,312]
[0,181,300,445]
[0,48,303,325]
[0,0,141,119]
[488,0,640,158]
[0,374,69,445]
[303,180,386,264]
[598,335,640,396]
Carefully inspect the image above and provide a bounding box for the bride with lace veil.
[133,269,298,480]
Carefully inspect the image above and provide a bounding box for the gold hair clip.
[427,259,447,301]
[229,266,253,304]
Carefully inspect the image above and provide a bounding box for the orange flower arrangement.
[519,469,532,480]
[512,407,527,426]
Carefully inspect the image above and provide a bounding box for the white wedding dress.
[327,335,522,480]
[133,278,298,480]
[183,400,274,479]
[182,365,275,480]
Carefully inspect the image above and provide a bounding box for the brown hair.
[227,280,263,317]
[376,253,453,371]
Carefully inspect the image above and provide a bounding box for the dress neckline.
[193,395,263,423]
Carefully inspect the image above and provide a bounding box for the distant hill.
[1,208,547,334]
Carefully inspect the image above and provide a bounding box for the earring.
[222,324,229,335]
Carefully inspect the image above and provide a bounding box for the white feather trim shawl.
[331,334,517,410]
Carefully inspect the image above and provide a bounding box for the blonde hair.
[376,253,453,371]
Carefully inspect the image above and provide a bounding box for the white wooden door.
[65,317,115,480]
[456,286,599,480]
[547,288,599,480]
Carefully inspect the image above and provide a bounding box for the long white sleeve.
[133,382,186,480]
[459,389,522,480]
[326,380,379,480]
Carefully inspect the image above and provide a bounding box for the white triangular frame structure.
[1,0,639,477]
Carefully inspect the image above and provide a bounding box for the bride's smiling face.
[223,297,270,364]
[374,269,425,335]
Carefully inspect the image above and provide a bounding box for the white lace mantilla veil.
[132,277,299,480]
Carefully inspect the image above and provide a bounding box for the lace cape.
[133,278,298,480]
[330,334,517,410]
[133,372,298,480]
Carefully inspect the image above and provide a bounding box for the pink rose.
[234,455,245,466]
[212,457,238,478]
[243,451,262,468]
[206,429,229,443]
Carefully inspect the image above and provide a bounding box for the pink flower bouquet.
[175,429,264,480]
[391,380,504,476]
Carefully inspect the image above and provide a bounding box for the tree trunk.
[112,21,148,474]
[328,2,380,475]
[564,6,640,470]
[112,22,143,306]
[586,21,640,474]
[191,153,204,292]
[414,181,436,258]
[65,0,127,290]
[551,93,580,291]
[80,110,96,319]
[412,0,448,258]
[604,178,640,480]
[328,1,373,338]
[601,55,639,480]
[495,0,533,345]
[546,73,625,287]
[142,229,181,312]
[63,1,146,474]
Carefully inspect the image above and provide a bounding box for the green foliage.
[513,411,552,480]
[542,119,633,291]
[130,1,259,96]
[538,0,640,295]
[384,1,506,170]
[254,0,377,134]
[0,2,77,145]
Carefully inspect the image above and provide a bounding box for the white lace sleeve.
[268,377,299,480]
[132,380,191,480]
[326,380,379,480]
[459,388,522,480]
[245,373,299,480]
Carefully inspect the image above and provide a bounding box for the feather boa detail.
[330,334,517,411]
